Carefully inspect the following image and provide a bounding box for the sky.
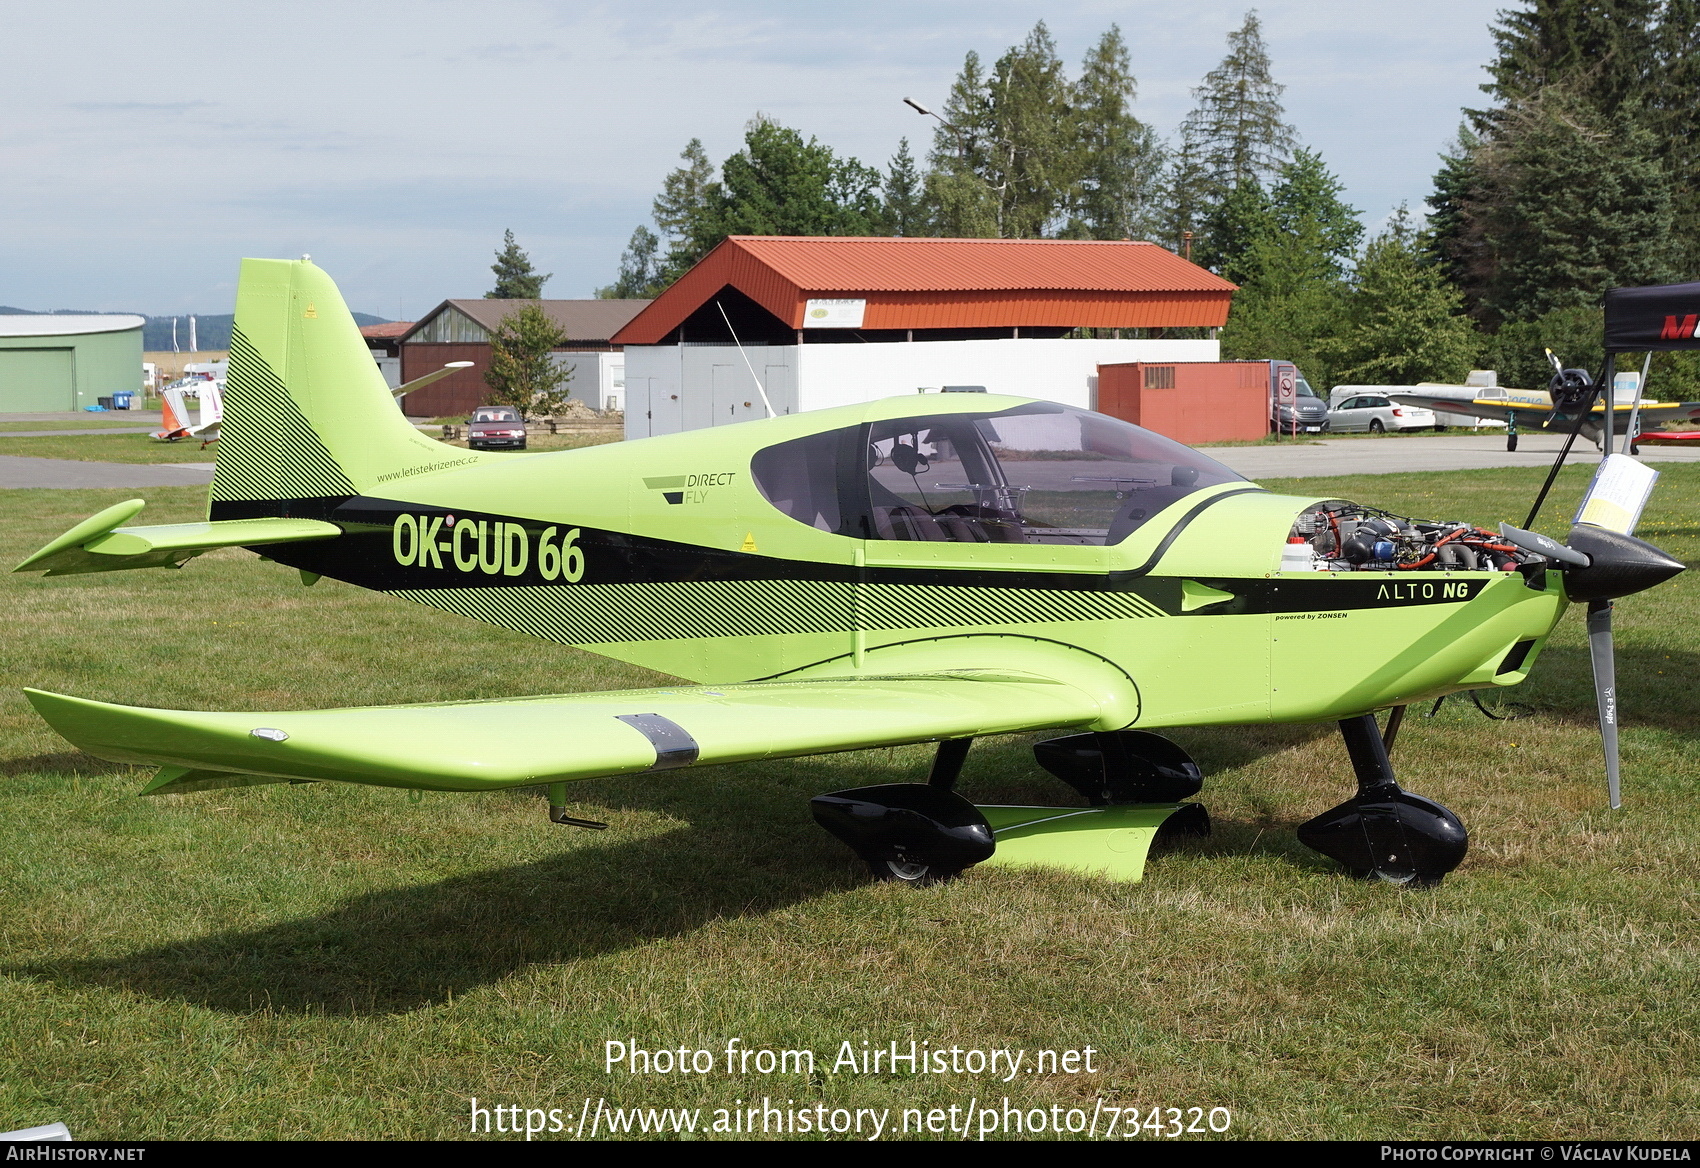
[0,0,1505,320]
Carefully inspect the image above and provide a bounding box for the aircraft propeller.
[1496,522,1684,808]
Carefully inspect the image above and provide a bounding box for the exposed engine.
[1285,501,1539,572]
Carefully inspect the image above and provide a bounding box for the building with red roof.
[615,236,1236,438]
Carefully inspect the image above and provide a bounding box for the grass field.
[1,464,1696,1140]
[0,420,157,433]
[0,428,621,465]
[0,433,217,464]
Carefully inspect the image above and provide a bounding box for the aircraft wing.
[1389,393,1700,427]
[24,669,1106,797]
[1386,393,1510,421]
[14,499,338,576]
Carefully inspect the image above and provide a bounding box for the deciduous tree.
[483,305,571,420]
[596,226,665,299]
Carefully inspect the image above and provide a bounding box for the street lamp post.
[903,97,1011,233]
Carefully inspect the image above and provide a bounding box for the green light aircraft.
[14,259,1687,887]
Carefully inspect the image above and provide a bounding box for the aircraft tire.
[866,859,961,886]
[1353,867,1443,889]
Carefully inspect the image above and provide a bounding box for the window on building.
[751,402,1248,545]
[412,310,489,344]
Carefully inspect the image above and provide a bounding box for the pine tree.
[1218,151,1361,389]
[1467,89,1674,326]
[596,226,664,299]
[1172,11,1297,266]
[1155,129,1211,256]
[652,139,723,280]
[1479,0,1657,120]
[923,50,1002,237]
[1645,0,1700,273]
[1329,207,1479,384]
[1430,0,1700,321]
[486,230,550,300]
[987,22,1079,238]
[1065,25,1164,240]
[483,305,571,419]
[1181,12,1296,195]
[1422,129,1490,317]
[923,24,1079,238]
[882,138,927,236]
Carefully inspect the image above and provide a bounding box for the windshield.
[753,401,1248,545]
[473,407,520,422]
[1295,379,1318,398]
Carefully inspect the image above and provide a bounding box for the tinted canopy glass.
[752,401,1248,546]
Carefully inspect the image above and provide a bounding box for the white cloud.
[0,0,1501,315]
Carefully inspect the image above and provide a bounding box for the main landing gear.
[1296,713,1468,887]
[810,731,1212,885]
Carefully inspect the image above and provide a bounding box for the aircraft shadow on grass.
[10,739,1330,1017]
[13,642,1695,1017]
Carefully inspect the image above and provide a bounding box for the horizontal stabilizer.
[25,670,1103,794]
[15,502,339,576]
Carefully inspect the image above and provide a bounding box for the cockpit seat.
[874,505,948,541]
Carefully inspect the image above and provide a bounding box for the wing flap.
[15,503,339,576]
[25,669,1103,794]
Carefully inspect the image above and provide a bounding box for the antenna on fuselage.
[714,299,777,418]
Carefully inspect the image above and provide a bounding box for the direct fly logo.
[645,471,736,505]
[391,513,585,581]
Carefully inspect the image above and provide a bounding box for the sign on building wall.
[802,299,867,329]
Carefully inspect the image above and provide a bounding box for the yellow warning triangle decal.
[740,532,758,553]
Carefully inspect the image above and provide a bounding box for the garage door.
[0,348,74,412]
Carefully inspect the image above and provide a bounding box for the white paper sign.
[802,299,867,329]
[1575,452,1659,535]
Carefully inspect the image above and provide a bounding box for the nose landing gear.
[1297,713,1468,887]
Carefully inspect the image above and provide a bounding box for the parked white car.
[1326,393,1437,433]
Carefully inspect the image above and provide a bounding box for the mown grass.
[0,466,1696,1141]
[0,427,622,465]
[0,434,217,464]
[0,420,157,433]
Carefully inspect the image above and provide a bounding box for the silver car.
[1326,393,1437,433]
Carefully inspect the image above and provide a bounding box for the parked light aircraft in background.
[14,259,1686,888]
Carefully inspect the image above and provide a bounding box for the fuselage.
[227,394,1568,728]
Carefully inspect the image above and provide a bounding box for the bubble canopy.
[751,400,1249,546]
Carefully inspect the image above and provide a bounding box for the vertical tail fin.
[211,258,470,511]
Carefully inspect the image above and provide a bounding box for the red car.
[468,406,527,451]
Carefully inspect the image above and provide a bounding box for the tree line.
[566,4,1700,396]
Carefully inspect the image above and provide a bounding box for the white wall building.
[624,336,1217,437]
[552,351,626,412]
